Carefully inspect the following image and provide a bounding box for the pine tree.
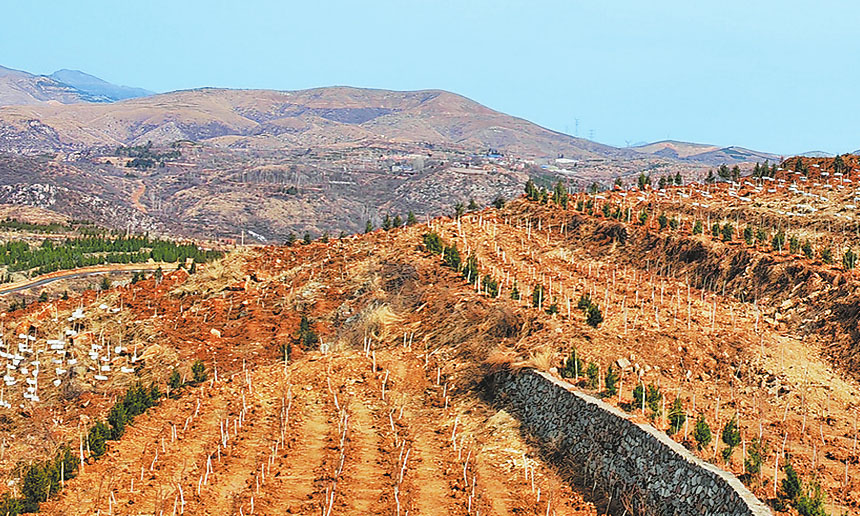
[382,214,392,231]
[22,463,49,510]
[406,211,417,225]
[668,398,685,435]
[191,359,207,384]
[720,417,741,462]
[693,220,703,235]
[468,198,479,211]
[168,369,182,392]
[365,220,373,234]
[586,305,603,327]
[107,402,128,439]
[694,414,712,450]
[585,362,599,389]
[604,365,619,395]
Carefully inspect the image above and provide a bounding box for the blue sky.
[3,1,857,155]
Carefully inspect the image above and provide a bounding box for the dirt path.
[130,181,147,213]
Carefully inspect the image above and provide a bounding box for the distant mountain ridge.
[0,86,641,160]
[0,65,152,106]
[49,69,153,101]
[632,140,781,165]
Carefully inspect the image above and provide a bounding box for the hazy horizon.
[4,0,857,155]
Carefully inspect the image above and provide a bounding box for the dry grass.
[170,249,250,298]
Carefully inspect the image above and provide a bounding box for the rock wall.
[492,370,772,516]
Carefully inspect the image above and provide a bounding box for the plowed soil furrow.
[334,379,391,515]
[253,387,332,514]
[191,387,280,515]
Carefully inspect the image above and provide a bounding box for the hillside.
[633,140,781,165]
[0,171,858,513]
[0,86,632,160]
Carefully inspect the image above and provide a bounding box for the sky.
[3,0,858,155]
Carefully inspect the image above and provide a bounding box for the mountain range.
[0,65,152,106]
[0,64,829,241]
[0,64,789,165]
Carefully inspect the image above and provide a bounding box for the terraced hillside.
[0,163,858,514]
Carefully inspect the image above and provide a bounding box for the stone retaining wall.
[492,370,772,516]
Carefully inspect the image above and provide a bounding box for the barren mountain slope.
[0,86,633,159]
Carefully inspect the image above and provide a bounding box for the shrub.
[711,223,720,238]
[789,236,800,254]
[843,248,857,270]
[510,283,521,300]
[577,293,593,310]
[88,421,110,458]
[586,305,603,327]
[692,220,703,235]
[802,240,814,259]
[721,223,733,242]
[107,402,128,439]
[781,462,802,502]
[422,232,443,254]
[604,366,619,396]
[756,228,767,244]
[462,254,479,283]
[296,315,319,351]
[191,359,207,384]
[658,213,668,230]
[443,244,461,271]
[545,299,559,315]
[561,349,584,379]
[669,217,679,230]
[492,196,506,209]
[481,274,499,297]
[743,226,754,245]
[168,369,183,393]
[820,247,833,264]
[772,230,786,251]
[744,437,765,476]
[22,463,48,511]
[532,284,545,308]
[668,398,685,435]
[694,414,712,450]
[721,417,741,462]
[585,362,599,389]
[638,210,648,225]
[633,383,662,418]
